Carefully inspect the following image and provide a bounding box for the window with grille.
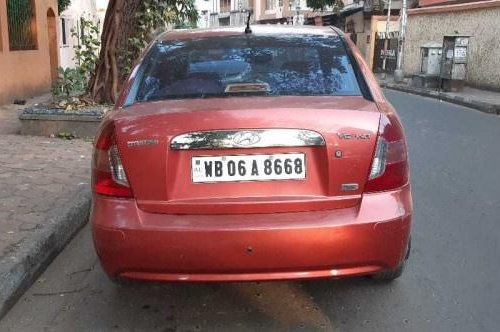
[7,0,37,50]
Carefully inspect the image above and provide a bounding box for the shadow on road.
[101,273,403,331]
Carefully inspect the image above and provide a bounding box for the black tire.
[372,261,405,281]
[108,275,135,286]
[372,237,411,281]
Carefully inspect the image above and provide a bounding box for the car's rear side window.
[134,34,363,102]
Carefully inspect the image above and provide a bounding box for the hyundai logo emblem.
[232,131,261,147]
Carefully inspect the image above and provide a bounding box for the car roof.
[157,25,342,42]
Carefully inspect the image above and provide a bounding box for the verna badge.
[337,132,371,140]
[127,139,159,147]
[232,131,261,147]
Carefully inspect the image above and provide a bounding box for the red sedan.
[91,25,412,283]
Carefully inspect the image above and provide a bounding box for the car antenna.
[244,12,252,34]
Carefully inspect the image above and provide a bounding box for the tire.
[372,261,405,281]
[108,275,135,286]
[372,237,411,281]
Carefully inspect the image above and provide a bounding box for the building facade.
[194,0,339,28]
[194,0,253,28]
[195,0,213,28]
[0,0,59,105]
[342,0,418,72]
[58,0,99,69]
[253,0,306,24]
[191,0,408,72]
[252,0,344,25]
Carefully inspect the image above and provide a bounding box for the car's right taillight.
[92,122,133,198]
[365,114,409,193]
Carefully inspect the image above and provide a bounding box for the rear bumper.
[91,184,412,282]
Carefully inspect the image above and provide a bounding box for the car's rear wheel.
[372,237,411,281]
[109,275,136,286]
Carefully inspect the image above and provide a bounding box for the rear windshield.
[133,34,362,102]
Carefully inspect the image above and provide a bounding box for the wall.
[404,1,500,90]
[195,0,213,28]
[58,0,99,69]
[196,0,250,27]
[0,0,59,105]
[95,0,107,30]
[346,10,365,33]
[346,14,399,71]
[345,12,370,64]
[254,0,317,23]
[367,18,400,70]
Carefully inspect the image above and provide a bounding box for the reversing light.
[109,145,129,187]
[369,137,388,180]
[92,122,133,198]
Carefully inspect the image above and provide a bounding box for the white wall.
[58,0,107,69]
[96,0,108,32]
[195,0,214,28]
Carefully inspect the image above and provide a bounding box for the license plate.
[191,153,306,183]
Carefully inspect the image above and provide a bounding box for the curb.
[0,186,91,318]
[380,82,500,115]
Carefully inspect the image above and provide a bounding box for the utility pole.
[394,0,408,82]
[381,0,392,80]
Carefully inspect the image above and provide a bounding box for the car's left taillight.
[92,122,133,198]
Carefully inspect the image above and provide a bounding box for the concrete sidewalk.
[0,95,52,135]
[0,99,93,318]
[378,75,500,115]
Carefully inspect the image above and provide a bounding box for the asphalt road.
[2,90,500,332]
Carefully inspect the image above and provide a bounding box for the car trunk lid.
[113,96,380,214]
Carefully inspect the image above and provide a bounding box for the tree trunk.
[88,0,142,104]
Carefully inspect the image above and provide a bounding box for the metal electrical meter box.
[420,42,442,75]
[440,35,470,91]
